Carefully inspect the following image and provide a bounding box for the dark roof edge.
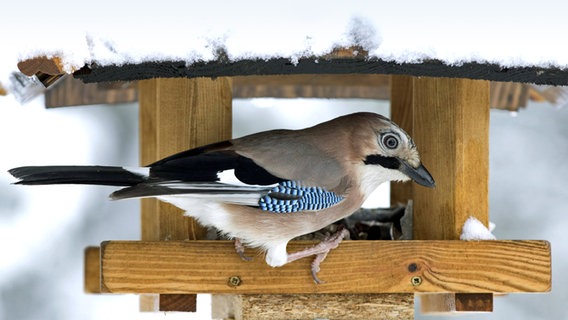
[73,58,568,85]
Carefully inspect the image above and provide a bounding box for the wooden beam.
[455,293,494,312]
[412,77,491,312]
[40,72,544,112]
[390,75,414,205]
[232,74,390,99]
[100,240,551,294]
[43,74,390,108]
[413,77,490,239]
[17,56,65,76]
[138,77,232,240]
[138,77,232,311]
[214,293,414,320]
[45,76,137,107]
[84,246,101,293]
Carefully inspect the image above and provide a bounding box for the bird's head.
[356,113,435,189]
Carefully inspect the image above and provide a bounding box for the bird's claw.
[234,238,253,261]
[311,251,329,284]
[310,227,349,283]
[285,226,348,284]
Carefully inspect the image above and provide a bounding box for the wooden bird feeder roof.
[17,51,568,85]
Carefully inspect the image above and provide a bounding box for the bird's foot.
[234,237,253,261]
[310,251,330,284]
[287,226,350,284]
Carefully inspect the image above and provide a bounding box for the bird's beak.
[399,160,435,188]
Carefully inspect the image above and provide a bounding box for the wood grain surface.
[99,240,551,294]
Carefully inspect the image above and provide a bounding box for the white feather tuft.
[123,166,150,177]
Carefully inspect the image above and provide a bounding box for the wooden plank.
[17,56,65,76]
[508,83,522,111]
[84,246,101,293]
[159,294,197,312]
[100,240,551,294]
[518,84,530,109]
[138,77,232,311]
[412,77,490,239]
[45,76,137,108]
[43,74,389,108]
[16,56,65,88]
[41,72,535,112]
[455,293,494,312]
[489,82,502,108]
[412,77,491,312]
[232,74,389,99]
[390,75,413,205]
[229,293,413,320]
[138,77,232,240]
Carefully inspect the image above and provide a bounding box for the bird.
[9,112,435,283]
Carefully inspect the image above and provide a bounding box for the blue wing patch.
[258,181,343,213]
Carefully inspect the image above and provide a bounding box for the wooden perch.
[0,82,6,96]
[98,240,551,294]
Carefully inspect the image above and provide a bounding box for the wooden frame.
[15,53,554,318]
[92,240,550,294]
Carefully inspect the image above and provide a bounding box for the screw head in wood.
[228,276,242,287]
[411,276,422,286]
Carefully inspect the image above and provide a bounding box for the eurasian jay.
[9,112,434,283]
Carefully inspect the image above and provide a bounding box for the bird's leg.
[287,226,350,284]
[234,237,252,261]
[310,251,330,284]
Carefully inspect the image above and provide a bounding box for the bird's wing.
[231,129,349,193]
[112,139,346,212]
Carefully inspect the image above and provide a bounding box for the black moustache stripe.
[363,154,400,170]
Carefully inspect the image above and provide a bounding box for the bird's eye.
[382,134,399,150]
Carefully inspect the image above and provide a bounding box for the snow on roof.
[2,0,568,86]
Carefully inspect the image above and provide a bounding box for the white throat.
[357,164,410,200]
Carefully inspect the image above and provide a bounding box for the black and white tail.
[8,141,285,205]
[8,166,147,187]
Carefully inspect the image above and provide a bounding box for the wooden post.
[84,247,101,294]
[411,77,491,312]
[138,77,232,311]
[390,75,414,206]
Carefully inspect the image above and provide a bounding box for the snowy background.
[1,0,568,318]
